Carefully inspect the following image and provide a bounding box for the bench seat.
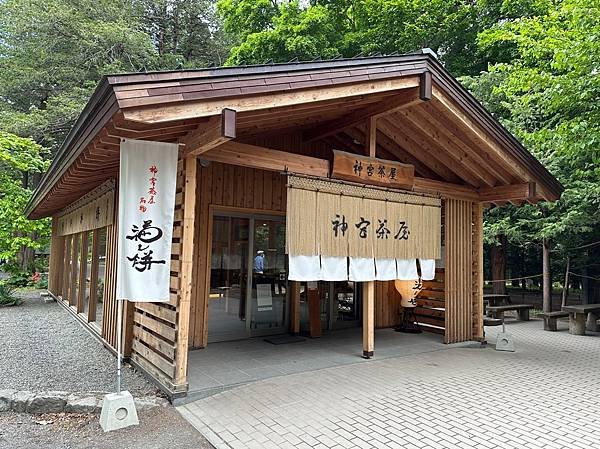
[487,304,534,321]
[538,311,569,331]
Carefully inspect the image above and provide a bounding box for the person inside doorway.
[254,250,265,274]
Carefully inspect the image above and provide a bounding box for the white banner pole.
[116,298,123,393]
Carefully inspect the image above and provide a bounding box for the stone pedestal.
[586,313,599,332]
[569,313,586,335]
[99,391,139,432]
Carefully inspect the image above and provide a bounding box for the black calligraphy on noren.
[126,220,163,243]
[394,221,410,240]
[376,219,391,239]
[126,219,166,272]
[127,249,166,272]
[332,214,348,237]
[355,217,371,238]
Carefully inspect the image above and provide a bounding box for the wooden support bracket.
[182,108,236,157]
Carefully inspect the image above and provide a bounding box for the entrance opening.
[208,213,287,342]
[299,281,362,332]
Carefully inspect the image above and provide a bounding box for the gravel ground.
[0,408,213,449]
[0,289,156,396]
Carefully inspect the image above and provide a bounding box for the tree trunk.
[561,256,570,307]
[542,238,552,312]
[490,234,507,295]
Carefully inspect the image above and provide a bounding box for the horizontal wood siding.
[415,269,446,334]
[130,157,185,392]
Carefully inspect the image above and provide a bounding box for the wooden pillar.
[366,116,377,157]
[363,116,376,357]
[47,218,64,295]
[88,230,100,322]
[362,281,375,358]
[289,281,301,334]
[76,231,89,313]
[472,203,484,341]
[174,156,197,388]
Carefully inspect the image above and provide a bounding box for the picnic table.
[483,294,512,307]
[484,294,534,321]
[562,304,600,335]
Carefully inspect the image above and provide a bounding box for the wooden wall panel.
[444,198,473,343]
[189,161,287,348]
[374,282,402,329]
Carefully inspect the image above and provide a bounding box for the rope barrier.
[568,271,600,282]
[485,274,543,283]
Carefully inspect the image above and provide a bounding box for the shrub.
[0,283,22,306]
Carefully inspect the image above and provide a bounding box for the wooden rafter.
[377,117,469,184]
[303,87,421,143]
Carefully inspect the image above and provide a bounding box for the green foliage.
[467,0,600,242]
[0,0,158,151]
[0,132,51,263]
[0,283,22,306]
[218,0,489,76]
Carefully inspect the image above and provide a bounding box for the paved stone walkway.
[179,320,600,449]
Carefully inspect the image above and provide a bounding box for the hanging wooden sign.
[331,150,414,189]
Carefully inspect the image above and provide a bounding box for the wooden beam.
[362,281,375,358]
[201,141,329,177]
[303,87,421,143]
[174,156,197,387]
[123,77,420,124]
[182,109,236,156]
[478,182,536,203]
[413,178,479,201]
[420,71,432,101]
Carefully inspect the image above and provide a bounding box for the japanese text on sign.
[331,214,410,240]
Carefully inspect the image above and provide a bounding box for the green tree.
[0,133,51,269]
[0,0,157,152]
[464,0,600,305]
[218,0,499,76]
[137,0,231,68]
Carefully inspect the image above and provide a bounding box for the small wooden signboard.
[331,150,415,189]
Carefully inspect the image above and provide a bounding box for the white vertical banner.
[116,139,179,302]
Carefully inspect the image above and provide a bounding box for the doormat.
[264,335,306,345]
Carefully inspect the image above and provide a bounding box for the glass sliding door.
[248,217,287,336]
[207,212,288,342]
[208,216,250,342]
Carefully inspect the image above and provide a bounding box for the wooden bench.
[538,311,569,331]
[487,304,534,321]
[562,304,600,335]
